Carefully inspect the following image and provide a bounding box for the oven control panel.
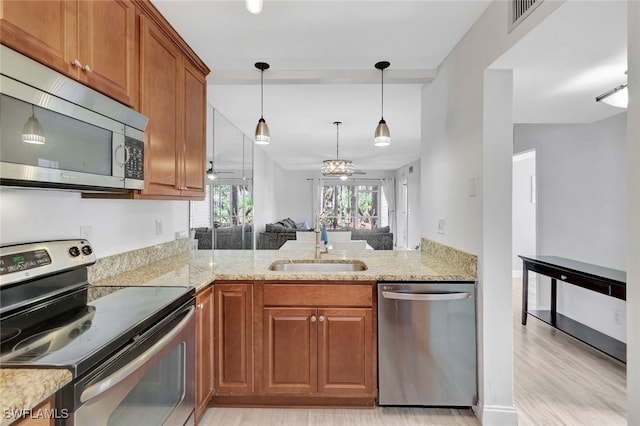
[0,240,96,287]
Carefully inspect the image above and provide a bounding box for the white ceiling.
[152,0,628,173]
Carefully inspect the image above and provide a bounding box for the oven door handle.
[80,306,194,403]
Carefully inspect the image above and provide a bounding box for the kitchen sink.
[268,260,368,272]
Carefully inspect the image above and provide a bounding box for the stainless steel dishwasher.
[377,282,477,406]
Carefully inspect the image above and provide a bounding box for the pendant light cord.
[335,122,340,159]
[260,70,264,119]
[380,68,384,119]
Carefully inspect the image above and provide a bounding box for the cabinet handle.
[197,303,204,310]
[310,315,316,322]
[319,315,325,322]
[71,59,83,68]
[82,64,92,73]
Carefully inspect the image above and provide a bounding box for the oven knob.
[81,245,93,255]
[69,246,81,257]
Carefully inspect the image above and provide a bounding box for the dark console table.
[519,255,626,363]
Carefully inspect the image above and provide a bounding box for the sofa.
[257,218,393,250]
[193,224,253,250]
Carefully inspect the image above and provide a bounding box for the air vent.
[510,0,543,31]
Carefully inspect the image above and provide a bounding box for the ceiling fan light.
[374,119,391,147]
[596,83,628,109]
[245,0,263,14]
[339,175,349,181]
[21,114,46,145]
[255,117,271,145]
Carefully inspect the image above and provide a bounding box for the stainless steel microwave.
[0,46,148,192]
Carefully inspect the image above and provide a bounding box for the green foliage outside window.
[212,184,253,228]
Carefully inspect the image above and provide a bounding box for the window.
[321,183,386,229]
[212,183,253,227]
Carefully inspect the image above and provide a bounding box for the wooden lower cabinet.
[11,398,55,426]
[263,306,373,396]
[213,283,254,395]
[211,281,376,407]
[195,285,214,423]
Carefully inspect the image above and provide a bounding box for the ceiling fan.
[206,161,234,180]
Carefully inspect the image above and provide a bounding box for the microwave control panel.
[124,137,144,180]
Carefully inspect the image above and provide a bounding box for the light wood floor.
[200,280,626,425]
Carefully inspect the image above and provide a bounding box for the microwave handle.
[80,306,194,403]
[115,144,130,167]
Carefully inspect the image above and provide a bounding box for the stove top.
[0,240,194,378]
[1,285,193,376]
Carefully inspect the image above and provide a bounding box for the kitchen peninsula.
[0,240,476,425]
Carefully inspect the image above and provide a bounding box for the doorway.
[512,150,537,307]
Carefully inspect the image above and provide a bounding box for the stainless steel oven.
[0,240,195,426]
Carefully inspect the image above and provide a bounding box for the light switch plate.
[438,218,446,235]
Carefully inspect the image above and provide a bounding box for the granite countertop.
[1,245,476,420]
[0,369,72,426]
[92,249,477,291]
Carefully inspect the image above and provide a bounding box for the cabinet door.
[139,15,182,197]
[12,397,54,426]
[262,307,317,394]
[214,284,253,394]
[180,60,206,198]
[195,286,214,422]
[317,308,373,395]
[0,0,74,76]
[77,0,135,106]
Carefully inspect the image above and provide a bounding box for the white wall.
[512,151,536,273]
[274,170,315,224]
[420,1,563,423]
[514,114,627,342]
[0,187,188,258]
[626,2,639,423]
[395,159,421,249]
[253,145,280,236]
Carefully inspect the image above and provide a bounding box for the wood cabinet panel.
[0,0,72,76]
[214,284,254,394]
[11,397,54,426]
[262,307,317,394]
[317,308,373,394]
[195,286,214,423]
[139,15,181,197]
[77,0,135,106]
[180,60,206,197]
[263,284,373,307]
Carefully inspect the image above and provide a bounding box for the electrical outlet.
[80,225,92,241]
[437,218,446,235]
[155,219,163,236]
[613,309,623,326]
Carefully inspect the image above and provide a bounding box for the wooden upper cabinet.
[139,14,182,197]
[77,0,136,106]
[0,0,136,106]
[135,3,208,200]
[0,0,72,76]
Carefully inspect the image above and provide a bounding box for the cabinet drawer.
[528,263,625,299]
[264,284,372,307]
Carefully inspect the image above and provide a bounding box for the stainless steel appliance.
[0,46,147,192]
[377,282,477,406]
[0,240,195,425]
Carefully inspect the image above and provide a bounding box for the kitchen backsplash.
[421,238,477,275]
[88,238,190,282]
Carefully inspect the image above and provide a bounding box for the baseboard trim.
[473,402,518,425]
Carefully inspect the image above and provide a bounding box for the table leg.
[551,278,557,325]
[521,263,528,325]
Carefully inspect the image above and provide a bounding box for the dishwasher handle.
[381,291,471,301]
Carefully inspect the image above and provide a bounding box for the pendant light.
[374,61,391,147]
[596,71,628,109]
[245,0,263,14]
[254,62,271,145]
[21,104,46,145]
[321,121,354,181]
